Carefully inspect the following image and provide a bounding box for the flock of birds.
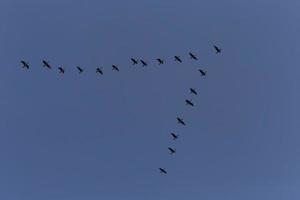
[20,45,222,175]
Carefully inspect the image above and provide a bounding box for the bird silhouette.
[42,60,51,69]
[177,117,186,126]
[190,88,197,95]
[96,67,103,75]
[189,52,198,60]
[185,99,194,106]
[174,56,182,63]
[21,60,29,69]
[58,67,65,74]
[214,45,222,53]
[170,133,179,140]
[198,69,207,76]
[131,58,138,65]
[76,66,83,73]
[168,147,176,154]
[112,65,119,71]
[159,168,167,174]
[140,59,148,67]
[156,58,164,65]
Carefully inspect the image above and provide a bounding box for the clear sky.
[0,0,299,199]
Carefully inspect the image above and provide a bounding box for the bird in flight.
[42,60,51,69]
[214,45,222,54]
[58,67,65,74]
[198,69,207,76]
[76,66,83,73]
[190,88,197,95]
[96,67,103,75]
[140,59,148,67]
[131,58,138,65]
[21,60,29,69]
[185,99,194,107]
[177,117,186,126]
[170,133,179,140]
[174,56,182,63]
[112,65,119,71]
[156,58,164,65]
[168,147,176,154]
[159,168,167,174]
[189,52,198,60]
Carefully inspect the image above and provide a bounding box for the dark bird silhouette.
[112,65,119,71]
[140,59,148,67]
[170,133,179,140]
[177,117,186,126]
[189,52,198,60]
[198,69,207,76]
[168,147,176,154]
[131,58,138,65]
[21,60,29,69]
[185,99,194,107]
[58,67,65,74]
[76,66,83,73]
[174,56,182,63]
[96,67,103,75]
[42,60,51,69]
[159,168,167,174]
[214,45,222,54]
[156,58,164,65]
[190,88,197,95]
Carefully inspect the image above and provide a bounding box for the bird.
[156,58,164,65]
[198,69,207,76]
[131,58,138,65]
[177,117,186,126]
[190,88,197,95]
[96,67,103,75]
[21,60,29,69]
[58,67,65,74]
[42,60,51,69]
[76,66,83,73]
[170,133,179,140]
[112,65,119,71]
[185,99,194,107]
[159,168,167,174]
[168,147,176,154]
[140,59,148,67]
[174,56,182,63]
[214,45,222,53]
[189,52,198,60]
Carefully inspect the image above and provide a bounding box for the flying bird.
[58,67,65,74]
[198,69,207,76]
[174,56,182,63]
[177,117,186,126]
[214,45,222,54]
[42,60,51,69]
[159,168,167,174]
[156,58,164,65]
[96,67,103,75]
[21,60,29,69]
[168,147,176,154]
[189,52,198,60]
[185,99,194,107]
[112,65,119,71]
[131,58,138,65]
[190,88,197,95]
[140,59,148,67]
[76,66,83,73]
[170,133,179,140]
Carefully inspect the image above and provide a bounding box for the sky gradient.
[0,0,299,199]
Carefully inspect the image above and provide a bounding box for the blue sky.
[0,0,299,199]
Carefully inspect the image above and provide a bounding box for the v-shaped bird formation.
[20,45,222,175]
